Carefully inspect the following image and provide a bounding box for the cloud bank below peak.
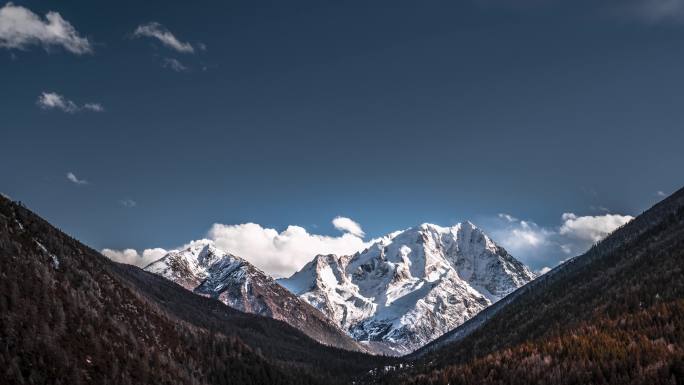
[102,209,635,279]
[103,216,370,277]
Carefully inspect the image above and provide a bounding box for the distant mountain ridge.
[279,222,536,354]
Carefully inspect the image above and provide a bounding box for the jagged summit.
[145,240,233,289]
[279,222,536,354]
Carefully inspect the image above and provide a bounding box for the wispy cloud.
[589,205,610,213]
[162,57,188,72]
[0,3,92,54]
[620,0,684,23]
[474,0,684,24]
[83,103,104,112]
[498,213,518,222]
[37,92,103,113]
[119,199,136,208]
[492,217,553,254]
[133,22,196,53]
[656,190,667,197]
[66,172,87,185]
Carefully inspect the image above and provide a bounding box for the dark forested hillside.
[375,187,684,385]
[0,195,390,385]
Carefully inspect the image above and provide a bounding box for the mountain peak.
[280,222,536,354]
[398,221,485,240]
[143,240,241,289]
[417,222,447,232]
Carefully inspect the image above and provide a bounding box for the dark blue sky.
[2,0,682,272]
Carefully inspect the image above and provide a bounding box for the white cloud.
[488,211,633,271]
[492,218,552,252]
[332,216,365,237]
[538,266,552,275]
[656,190,667,197]
[133,22,195,53]
[83,103,104,112]
[103,217,370,277]
[559,213,633,242]
[66,171,87,185]
[38,92,78,113]
[0,3,92,54]
[162,57,187,72]
[498,213,518,222]
[208,220,369,277]
[37,92,103,113]
[119,199,136,208]
[513,221,547,247]
[102,248,167,267]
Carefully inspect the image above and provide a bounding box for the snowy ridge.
[279,222,536,354]
[144,240,366,352]
[145,239,273,314]
[145,240,224,290]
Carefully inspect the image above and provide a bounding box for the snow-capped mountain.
[278,222,536,354]
[144,240,366,352]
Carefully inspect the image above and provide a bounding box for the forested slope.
[0,196,389,385]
